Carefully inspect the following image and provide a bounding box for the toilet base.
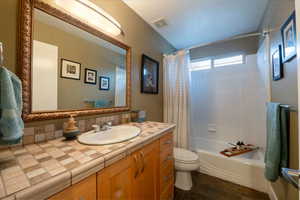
[175,171,193,191]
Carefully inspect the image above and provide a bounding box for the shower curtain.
[163,50,190,148]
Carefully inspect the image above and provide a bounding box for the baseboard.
[268,183,278,200]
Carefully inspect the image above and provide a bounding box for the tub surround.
[0,121,175,200]
[189,54,267,151]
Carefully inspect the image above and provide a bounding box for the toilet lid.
[174,148,198,163]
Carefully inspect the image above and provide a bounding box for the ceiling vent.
[153,19,168,28]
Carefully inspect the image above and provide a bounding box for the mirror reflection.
[32,9,127,112]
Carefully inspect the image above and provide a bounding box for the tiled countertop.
[0,122,175,200]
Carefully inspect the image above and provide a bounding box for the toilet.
[174,148,199,191]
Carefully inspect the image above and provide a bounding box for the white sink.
[77,125,140,145]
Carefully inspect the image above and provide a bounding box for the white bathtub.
[191,137,268,193]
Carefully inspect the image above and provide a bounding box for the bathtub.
[191,137,268,193]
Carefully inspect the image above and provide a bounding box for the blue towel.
[0,67,24,145]
[95,100,109,108]
[264,102,289,182]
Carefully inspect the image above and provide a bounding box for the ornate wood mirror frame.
[19,0,131,122]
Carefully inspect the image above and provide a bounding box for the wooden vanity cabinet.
[48,132,174,200]
[97,140,160,200]
[48,174,97,200]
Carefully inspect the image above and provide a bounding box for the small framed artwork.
[84,68,97,85]
[99,76,110,90]
[141,54,159,94]
[61,59,81,80]
[281,11,297,62]
[272,45,283,81]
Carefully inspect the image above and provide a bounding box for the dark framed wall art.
[272,45,284,81]
[281,11,297,62]
[99,76,110,90]
[141,54,159,94]
[84,68,97,85]
[61,59,81,80]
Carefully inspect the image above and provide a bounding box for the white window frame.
[190,54,245,71]
[213,54,245,68]
[189,58,212,71]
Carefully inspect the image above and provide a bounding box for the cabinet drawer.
[160,133,173,153]
[160,159,174,193]
[160,182,174,200]
[49,174,96,200]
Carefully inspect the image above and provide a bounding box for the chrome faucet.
[101,121,112,131]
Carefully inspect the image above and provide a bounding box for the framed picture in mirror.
[61,59,81,80]
[100,76,110,90]
[141,54,159,94]
[84,68,97,85]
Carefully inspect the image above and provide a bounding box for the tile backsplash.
[13,113,131,147]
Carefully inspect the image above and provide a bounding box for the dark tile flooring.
[174,172,270,200]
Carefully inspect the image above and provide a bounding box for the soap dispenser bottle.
[63,114,80,140]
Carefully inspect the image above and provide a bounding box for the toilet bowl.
[174,148,199,191]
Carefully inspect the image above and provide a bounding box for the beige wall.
[0,0,175,125]
[190,35,259,60]
[259,0,298,199]
[33,20,125,110]
[259,0,298,108]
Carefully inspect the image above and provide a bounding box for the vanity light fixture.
[55,0,123,36]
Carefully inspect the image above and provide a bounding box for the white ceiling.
[122,0,269,49]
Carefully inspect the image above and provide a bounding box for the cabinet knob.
[79,197,85,200]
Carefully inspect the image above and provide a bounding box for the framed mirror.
[19,0,131,121]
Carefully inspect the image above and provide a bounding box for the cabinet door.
[72,174,97,200]
[97,157,133,200]
[48,185,73,200]
[132,141,159,200]
[49,174,96,200]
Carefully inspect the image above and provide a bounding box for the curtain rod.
[184,26,282,51]
[184,32,262,51]
[165,27,280,56]
[164,32,262,56]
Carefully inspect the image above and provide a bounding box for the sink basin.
[77,125,140,145]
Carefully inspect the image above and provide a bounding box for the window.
[214,55,244,67]
[190,54,245,71]
[189,59,212,71]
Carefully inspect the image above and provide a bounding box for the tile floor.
[174,172,270,200]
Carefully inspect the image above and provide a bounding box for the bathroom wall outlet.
[208,124,217,132]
